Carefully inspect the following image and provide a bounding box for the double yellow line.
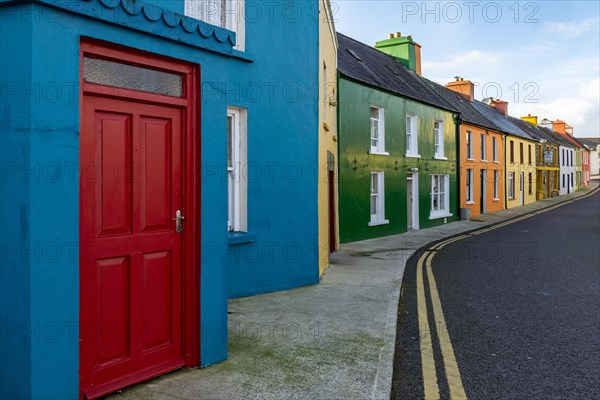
[415,187,599,399]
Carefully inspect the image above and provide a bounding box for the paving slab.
[110,180,598,400]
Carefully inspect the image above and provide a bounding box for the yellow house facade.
[318,0,338,276]
[505,134,537,208]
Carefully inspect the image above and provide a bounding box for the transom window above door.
[83,57,183,97]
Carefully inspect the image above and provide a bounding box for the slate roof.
[577,137,600,149]
[538,126,576,148]
[509,117,556,143]
[423,79,503,132]
[470,101,534,141]
[559,132,585,148]
[337,33,457,113]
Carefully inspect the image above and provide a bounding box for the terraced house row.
[0,1,593,399]
[336,32,593,242]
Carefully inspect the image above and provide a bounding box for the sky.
[334,0,600,138]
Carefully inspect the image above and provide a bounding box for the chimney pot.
[388,33,394,39]
[395,32,401,38]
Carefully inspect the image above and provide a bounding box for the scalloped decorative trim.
[74,0,236,46]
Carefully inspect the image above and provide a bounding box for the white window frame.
[466,131,473,159]
[480,133,487,161]
[493,170,499,200]
[406,114,420,157]
[492,137,498,162]
[369,171,389,226]
[429,174,452,219]
[370,107,387,155]
[434,120,446,159]
[185,0,246,51]
[508,172,515,199]
[227,107,247,232]
[571,150,573,166]
[466,169,474,204]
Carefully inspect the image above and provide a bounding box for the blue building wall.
[0,0,320,398]
[223,3,320,298]
[0,5,33,398]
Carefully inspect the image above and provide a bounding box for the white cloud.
[423,50,502,72]
[511,78,600,135]
[544,18,600,39]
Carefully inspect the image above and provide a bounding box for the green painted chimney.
[375,32,422,76]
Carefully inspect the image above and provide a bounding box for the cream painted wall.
[505,136,537,209]
[318,0,338,277]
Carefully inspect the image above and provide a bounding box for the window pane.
[371,119,379,139]
[371,173,377,194]
[371,107,379,119]
[83,57,183,97]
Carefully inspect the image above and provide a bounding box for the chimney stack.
[539,118,552,129]
[565,124,574,137]
[521,114,538,125]
[552,120,567,135]
[446,77,475,102]
[489,99,508,115]
[375,32,422,76]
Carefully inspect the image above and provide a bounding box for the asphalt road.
[393,191,600,400]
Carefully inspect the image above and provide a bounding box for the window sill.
[368,219,390,227]
[228,231,256,246]
[406,153,421,158]
[429,212,453,220]
[231,49,255,63]
[466,201,475,205]
[492,160,499,163]
[369,150,390,156]
[493,198,500,202]
[434,155,448,160]
[481,159,488,162]
[466,158,475,161]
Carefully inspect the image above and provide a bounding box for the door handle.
[172,210,185,233]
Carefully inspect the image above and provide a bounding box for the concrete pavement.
[109,180,598,400]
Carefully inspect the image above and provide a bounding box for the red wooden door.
[80,95,186,398]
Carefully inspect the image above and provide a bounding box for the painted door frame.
[328,169,336,253]
[79,39,201,398]
[520,172,525,205]
[480,169,487,214]
[407,172,419,230]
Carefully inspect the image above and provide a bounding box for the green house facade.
[337,33,459,243]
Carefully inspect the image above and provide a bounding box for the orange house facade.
[460,125,505,217]
[425,78,505,219]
